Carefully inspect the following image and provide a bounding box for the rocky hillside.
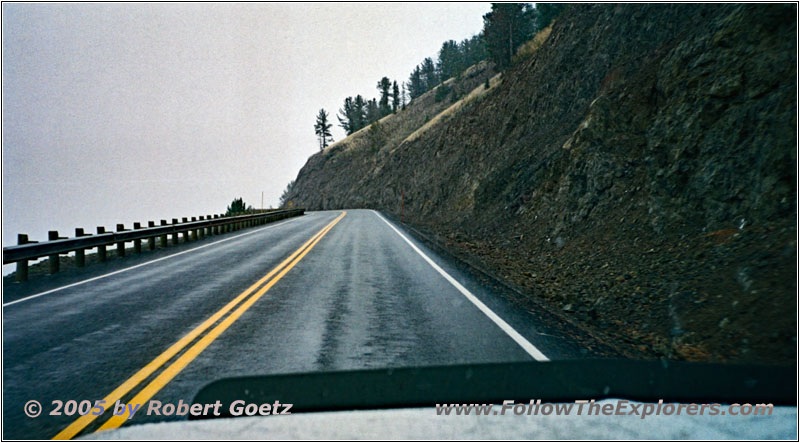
[287,4,796,364]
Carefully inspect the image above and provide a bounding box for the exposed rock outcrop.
[287,4,796,363]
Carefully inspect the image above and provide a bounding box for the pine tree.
[408,66,424,100]
[420,57,439,91]
[353,95,367,130]
[365,98,381,124]
[535,3,566,30]
[438,39,463,81]
[377,77,392,116]
[482,3,536,69]
[314,108,333,151]
[400,82,407,110]
[337,95,367,135]
[226,197,248,215]
[392,81,400,113]
[461,33,487,67]
[337,97,355,135]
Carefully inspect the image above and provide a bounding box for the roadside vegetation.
[324,2,564,137]
[225,197,254,216]
[322,2,564,140]
[279,181,295,208]
[283,3,565,205]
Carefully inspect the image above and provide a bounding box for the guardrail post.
[212,215,219,235]
[75,228,86,267]
[133,222,142,253]
[191,217,199,240]
[16,234,29,282]
[198,216,205,238]
[148,221,156,250]
[48,231,60,274]
[160,220,169,247]
[97,227,107,262]
[181,217,190,242]
[171,219,179,245]
[116,224,126,257]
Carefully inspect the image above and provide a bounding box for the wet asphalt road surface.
[3,209,592,439]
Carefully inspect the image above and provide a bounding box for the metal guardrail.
[4,208,305,281]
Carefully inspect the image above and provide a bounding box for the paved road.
[3,209,597,439]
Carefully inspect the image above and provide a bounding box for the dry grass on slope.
[321,61,497,155]
[403,72,503,144]
[514,24,554,63]
[403,25,554,145]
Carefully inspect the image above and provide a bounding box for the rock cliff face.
[287,4,796,363]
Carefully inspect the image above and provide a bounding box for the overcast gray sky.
[2,2,491,257]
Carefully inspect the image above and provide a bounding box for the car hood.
[82,402,797,440]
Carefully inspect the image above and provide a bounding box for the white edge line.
[372,210,549,362]
[3,216,304,308]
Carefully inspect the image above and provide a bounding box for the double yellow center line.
[54,211,346,440]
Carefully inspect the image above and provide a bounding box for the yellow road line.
[53,212,346,440]
[96,211,345,432]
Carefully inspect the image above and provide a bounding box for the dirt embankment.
[287,4,797,364]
